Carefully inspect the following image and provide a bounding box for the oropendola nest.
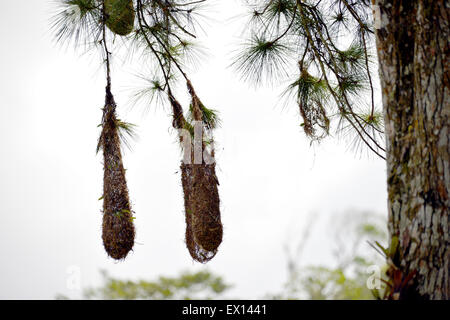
[105,0,135,36]
[169,83,223,263]
[181,163,223,263]
[98,91,135,260]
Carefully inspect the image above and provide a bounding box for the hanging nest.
[184,205,217,263]
[104,0,135,36]
[181,163,222,263]
[97,90,135,260]
[169,89,223,263]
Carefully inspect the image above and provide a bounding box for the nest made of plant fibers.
[181,162,223,263]
[185,216,217,263]
[105,0,135,36]
[98,96,135,260]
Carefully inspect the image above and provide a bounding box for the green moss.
[105,0,135,36]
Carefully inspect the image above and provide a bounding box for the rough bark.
[374,0,449,299]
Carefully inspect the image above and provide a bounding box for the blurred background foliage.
[57,211,387,300]
[82,270,230,300]
[272,210,387,300]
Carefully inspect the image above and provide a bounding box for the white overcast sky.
[0,0,387,299]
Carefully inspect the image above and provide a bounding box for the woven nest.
[98,94,135,260]
[181,163,223,263]
[105,0,135,36]
[169,86,223,263]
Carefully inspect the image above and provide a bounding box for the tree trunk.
[374,0,449,299]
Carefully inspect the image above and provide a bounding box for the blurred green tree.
[272,211,387,300]
[80,270,231,300]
